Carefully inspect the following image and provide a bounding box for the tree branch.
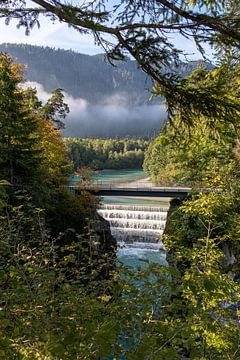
[156,0,240,42]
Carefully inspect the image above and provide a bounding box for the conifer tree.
[0,54,42,185]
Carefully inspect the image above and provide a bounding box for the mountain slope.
[0,43,152,105]
[0,43,211,105]
[0,43,212,137]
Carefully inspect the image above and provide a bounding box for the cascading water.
[98,203,169,251]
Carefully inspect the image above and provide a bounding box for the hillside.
[0,43,152,105]
[0,43,211,105]
[0,43,212,137]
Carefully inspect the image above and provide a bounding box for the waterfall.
[98,203,169,250]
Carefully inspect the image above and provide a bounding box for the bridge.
[69,181,192,199]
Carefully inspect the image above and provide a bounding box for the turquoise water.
[70,169,146,184]
[71,168,169,206]
[102,196,168,206]
[97,170,167,358]
[118,247,167,269]
[72,169,168,267]
[114,248,167,359]
[90,170,168,266]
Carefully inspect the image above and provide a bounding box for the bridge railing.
[69,181,193,192]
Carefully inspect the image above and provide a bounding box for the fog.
[26,82,167,137]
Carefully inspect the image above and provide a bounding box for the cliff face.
[91,212,117,255]
[90,211,117,279]
[163,198,186,271]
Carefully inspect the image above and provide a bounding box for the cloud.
[0,17,102,55]
[0,1,211,59]
[24,81,167,137]
[25,81,88,109]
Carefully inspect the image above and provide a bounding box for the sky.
[0,3,213,136]
[0,11,212,59]
[0,17,101,54]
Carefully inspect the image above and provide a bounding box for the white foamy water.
[98,203,169,252]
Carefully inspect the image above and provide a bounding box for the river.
[71,169,168,267]
[97,170,168,359]
[94,170,169,268]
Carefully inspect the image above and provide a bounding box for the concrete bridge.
[69,181,192,199]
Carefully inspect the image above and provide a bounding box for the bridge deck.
[70,182,192,198]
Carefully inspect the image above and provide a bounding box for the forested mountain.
[0,43,149,105]
[0,43,212,137]
[0,43,211,106]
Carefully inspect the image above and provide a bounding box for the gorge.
[88,169,170,267]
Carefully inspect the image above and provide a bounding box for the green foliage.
[0,196,117,359]
[1,188,240,359]
[142,61,240,358]
[1,14,240,359]
[0,53,73,208]
[144,65,240,186]
[0,55,121,360]
[0,53,42,185]
[0,0,240,120]
[162,188,240,359]
[65,137,149,170]
[154,64,240,129]
[0,180,9,209]
[41,88,69,129]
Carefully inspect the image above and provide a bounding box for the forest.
[0,44,211,138]
[0,43,210,105]
[1,52,240,360]
[0,43,151,105]
[0,54,117,359]
[64,137,149,170]
[1,0,240,358]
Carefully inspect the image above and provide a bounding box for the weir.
[98,203,169,250]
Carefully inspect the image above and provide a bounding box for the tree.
[0,53,42,185]
[37,115,72,188]
[0,2,239,141]
[1,0,240,123]
[0,53,73,219]
[141,63,240,359]
[41,88,69,129]
[144,65,240,185]
[2,3,240,359]
[64,137,149,170]
[0,53,72,206]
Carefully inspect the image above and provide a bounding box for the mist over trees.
[0,43,210,105]
[0,43,212,137]
[0,0,238,125]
